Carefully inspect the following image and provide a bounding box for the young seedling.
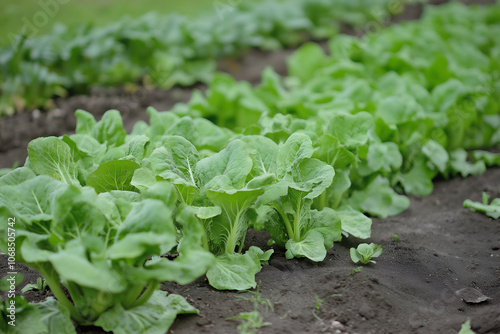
[312,293,342,321]
[21,277,50,293]
[349,266,363,275]
[350,243,382,264]
[227,311,271,334]
[237,283,274,312]
[392,234,400,242]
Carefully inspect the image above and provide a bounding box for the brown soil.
[1,1,499,333]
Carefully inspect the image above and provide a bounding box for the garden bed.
[2,167,499,333]
[1,1,499,333]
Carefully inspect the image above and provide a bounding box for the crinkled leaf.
[337,205,372,239]
[27,137,79,185]
[87,160,141,193]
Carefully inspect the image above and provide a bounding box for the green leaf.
[450,149,486,178]
[309,208,342,249]
[464,194,500,219]
[206,252,261,290]
[92,110,127,147]
[287,42,327,83]
[87,160,141,194]
[95,291,197,334]
[313,135,356,169]
[0,167,36,187]
[131,167,157,192]
[337,205,372,239]
[27,137,79,185]
[75,109,96,135]
[49,241,125,292]
[397,160,436,197]
[326,112,373,148]
[348,176,410,218]
[196,140,253,189]
[350,243,382,264]
[276,133,313,177]
[285,230,326,262]
[458,320,475,334]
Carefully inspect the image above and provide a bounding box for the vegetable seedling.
[21,277,50,293]
[350,243,382,264]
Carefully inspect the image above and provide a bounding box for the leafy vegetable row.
[0,0,396,115]
[2,2,500,333]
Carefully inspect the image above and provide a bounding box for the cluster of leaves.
[0,115,215,332]
[0,0,395,115]
[170,1,500,212]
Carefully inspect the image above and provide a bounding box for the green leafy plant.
[227,310,271,334]
[350,243,383,264]
[21,277,50,293]
[463,192,500,219]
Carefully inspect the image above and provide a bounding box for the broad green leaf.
[422,139,449,173]
[326,112,373,148]
[397,160,436,197]
[0,167,36,187]
[287,42,327,83]
[196,140,252,189]
[350,243,382,264]
[75,109,96,135]
[87,160,141,194]
[285,230,326,262]
[309,208,342,249]
[95,291,197,334]
[276,133,313,176]
[337,206,372,239]
[290,158,334,200]
[358,142,402,176]
[92,110,127,147]
[206,252,260,290]
[131,167,157,192]
[150,136,199,188]
[240,135,279,175]
[49,241,124,292]
[472,150,500,167]
[313,135,356,169]
[450,149,486,177]
[348,176,410,218]
[36,297,77,334]
[27,137,79,185]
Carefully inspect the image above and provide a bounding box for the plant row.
[1,2,500,333]
[0,0,396,116]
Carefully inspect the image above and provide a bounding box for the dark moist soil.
[1,1,499,334]
[2,167,499,334]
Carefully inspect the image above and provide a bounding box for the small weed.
[392,234,400,242]
[349,266,363,275]
[237,282,274,312]
[312,293,342,321]
[227,311,271,334]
